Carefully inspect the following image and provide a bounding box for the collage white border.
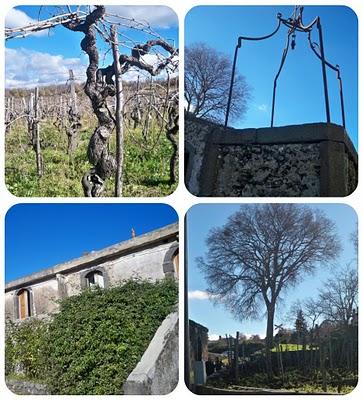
[0,0,361,399]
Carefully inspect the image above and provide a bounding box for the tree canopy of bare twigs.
[318,267,358,327]
[197,204,340,378]
[185,42,251,123]
[289,297,323,331]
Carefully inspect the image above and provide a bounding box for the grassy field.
[5,119,178,197]
[271,343,315,352]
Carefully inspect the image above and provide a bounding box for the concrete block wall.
[185,115,358,197]
[123,312,179,394]
[123,311,179,395]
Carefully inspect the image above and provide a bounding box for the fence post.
[111,24,124,197]
[66,69,81,153]
[234,331,239,383]
[33,87,43,177]
[319,335,327,392]
[5,97,12,134]
[69,69,78,114]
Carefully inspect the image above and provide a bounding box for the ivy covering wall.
[5,278,178,394]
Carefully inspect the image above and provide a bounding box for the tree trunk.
[64,6,178,196]
[166,99,178,184]
[65,6,116,197]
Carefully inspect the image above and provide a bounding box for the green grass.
[5,119,178,197]
[271,343,315,352]
[209,369,357,394]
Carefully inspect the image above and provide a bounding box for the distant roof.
[6,223,178,292]
[189,319,209,332]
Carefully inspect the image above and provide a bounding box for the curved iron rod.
[281,16,318,32]
[308,32,346,128]
[299,6,320,32]
[237,15,282,44]
[309,37,338,71]
[224,43,241,127]
[271,33,291,127]
[224,16,282,127]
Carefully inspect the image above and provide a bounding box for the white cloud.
[188,290,217,300]
[257,103,268,112]
[5,48,87,89]
[104,6,178,29]
[209,334,220,341]
[123,54,178,82]
[6,8,49,37]
[5,46,177,88]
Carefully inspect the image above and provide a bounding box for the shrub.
[5,278,178,394]
[44,278,178,394]
[5,318,49,379]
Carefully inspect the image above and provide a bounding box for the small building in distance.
[5,223,179,322]
[187,319,209,391]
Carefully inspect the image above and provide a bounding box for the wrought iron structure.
[225,6,346,129]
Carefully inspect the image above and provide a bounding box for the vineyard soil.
[5,120,177,197]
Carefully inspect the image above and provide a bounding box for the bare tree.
[289,297,323,330]
[350,226,358,259]
[318,267,358,327]
[197,204,340,378]
[185,42,251,123]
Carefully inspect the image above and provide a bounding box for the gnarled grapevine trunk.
[65,6,179,196]
[166,97,179,184]
[65,6,116,196]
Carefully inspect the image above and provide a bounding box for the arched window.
[85,270,104,288]
[17,288,32,319]
[163,245,179,278]
[173,251,179,276]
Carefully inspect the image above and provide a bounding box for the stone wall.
[5,224,178,321]
[6,380,49,395]
[185,115,358,197]
[123,311,179,395]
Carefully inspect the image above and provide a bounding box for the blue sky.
[185,6,358,148]
[5,203,178,282]
[5,5,178,88]
[187,204,357,339]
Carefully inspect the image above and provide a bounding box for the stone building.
[185,113,358,197]
[187,319,209,391]
[5,223,179,322]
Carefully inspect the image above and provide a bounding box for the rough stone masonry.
[185,114,357,197]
